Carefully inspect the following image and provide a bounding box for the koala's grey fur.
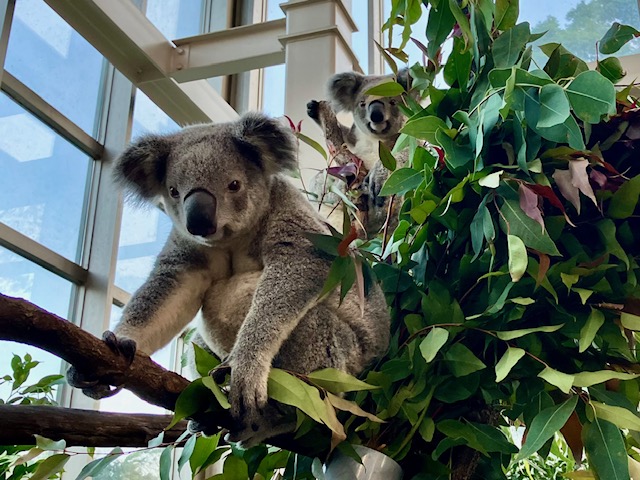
[307,70,411,235]
[104,113,390,447]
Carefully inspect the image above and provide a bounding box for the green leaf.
[608,174,640,219]
[478,170,503,189]
[489,67,553,89]
[378,141,396,171]
[297,132,327,160]
[537,84,570,128]
[34,435,66,451]
[566,71,616,124]
[167,378,213,429]
[444,343,487,377]
[401,116,448,143]
[573,371,639,388]
[592,401,640,431]
[419,327,449,363]
[496,323,564,341]
[448,0,473,50]
[268,368,328,425]
[597,57,626,84]
[500,198,561,256]
[436,128,473,169]
[379,168,423,196]
[579,308,605,353]
[507,234,528,282]
[29,454,70,480]
[307,368,378,393]
[599,22,640,54]
[621,312,640,331]
[495,347,526,382]
[493,22,531,69]
[365,81,405,96]
[189,434,221,474]
[304,232,340,256]
[538,367,575,394]
[76,448,124,480]
[495,0,519,30]
[517,396,578,460]
[192,343,220,377]
[221,454,249,480]
[178,434,198,473]
[202,376,231,409]
[160,447,173,480]
[583,418,630,480]
[426,0,455,59]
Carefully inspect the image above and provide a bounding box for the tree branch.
[0,406,187,447]
[0,294,329,457]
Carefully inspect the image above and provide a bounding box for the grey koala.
[307,69,411,235]
[67,113,390,448]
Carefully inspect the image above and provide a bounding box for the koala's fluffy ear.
[396,67,412,92]
[113,134,173,201]
[327,71,366,112]
[233,113,297,176]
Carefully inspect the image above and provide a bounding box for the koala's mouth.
[368,121,390,135]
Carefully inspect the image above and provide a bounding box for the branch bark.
[0,294,328,456]
[0,405,187,447]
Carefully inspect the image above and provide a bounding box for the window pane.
[0,93,91,261]
[0,247,71,401]
[263,64,286,117]
[267,0,285,20]
[115,92,176,293]
[521,0,640,61]
[146,0,204,39]
[5,0,105,135]
[352,3,370,74]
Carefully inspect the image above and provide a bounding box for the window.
[5,0,105,136]
[0,93,92,262]
[145,0,205,39]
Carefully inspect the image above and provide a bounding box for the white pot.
[324,445,403,480]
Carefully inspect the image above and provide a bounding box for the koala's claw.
[306,100,320,121]
[210,361,231,383]
[65,331,136,399]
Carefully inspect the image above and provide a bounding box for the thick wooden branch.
[0,294,328,457]
[0,405,188,447]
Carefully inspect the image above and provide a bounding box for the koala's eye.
[228,180,241,192]
[359,101,366,108]
[169,186,180,198]
[389,99,397,106]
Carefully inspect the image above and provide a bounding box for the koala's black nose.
[184,190,217,237]
[368,101,385,124]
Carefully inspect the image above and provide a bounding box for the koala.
[67,113,390,448]
[307,69,411,235]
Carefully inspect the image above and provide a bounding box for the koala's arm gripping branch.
[0,293,330,457]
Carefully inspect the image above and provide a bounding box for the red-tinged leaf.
[569,158,598,209]
[411,37,429,57]
[553,169,581,214]
[433,146,446,169]
[590,169,608,189]
[537,252,551,288]
[337,225,358,257]
[327,163,358,183]
[284,115,296,133]
[519,184,545,233]
[297,120,303,133]
[527,184,564,211]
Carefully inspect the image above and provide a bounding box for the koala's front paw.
[66,331,137,399]
[307,100,320,121]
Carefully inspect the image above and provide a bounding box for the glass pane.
[146,0,204,39]
[93,449,163,480]
[267,0,285,20]
[115,91,176,293]
[352,3,370,74]
[521,0,640,61]
[263,64,286,117]
[0,93,92,261]
[0,247,71,401]
[5,0,105,136]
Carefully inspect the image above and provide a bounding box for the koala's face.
[352,87,406,142]
[327,69,411,142]
[114,113,297,247]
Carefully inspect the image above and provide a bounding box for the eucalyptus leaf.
[379,168,424,196]
[496,324,564,341]
[492,22,530,69]
[75,448,124,480]
[365,81,405,97]
[566,71,616,124]
[307,368,378,393]
[495,347,525,382]
[28,454,70,480]
[499,198,561,256]
[507,234,528,282]
[537,84,570,128]
[517,396,578,460]
[599,22,640,54]
[583,418,630,480]
[579,308,605,353]
[443,343,487,377]
[538,367,575,394]
[401,116,448,143]
[592,401,640,432]
[419,327,449,363]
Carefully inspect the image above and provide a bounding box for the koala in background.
[66,113,390,448]
[307,69,411,235]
